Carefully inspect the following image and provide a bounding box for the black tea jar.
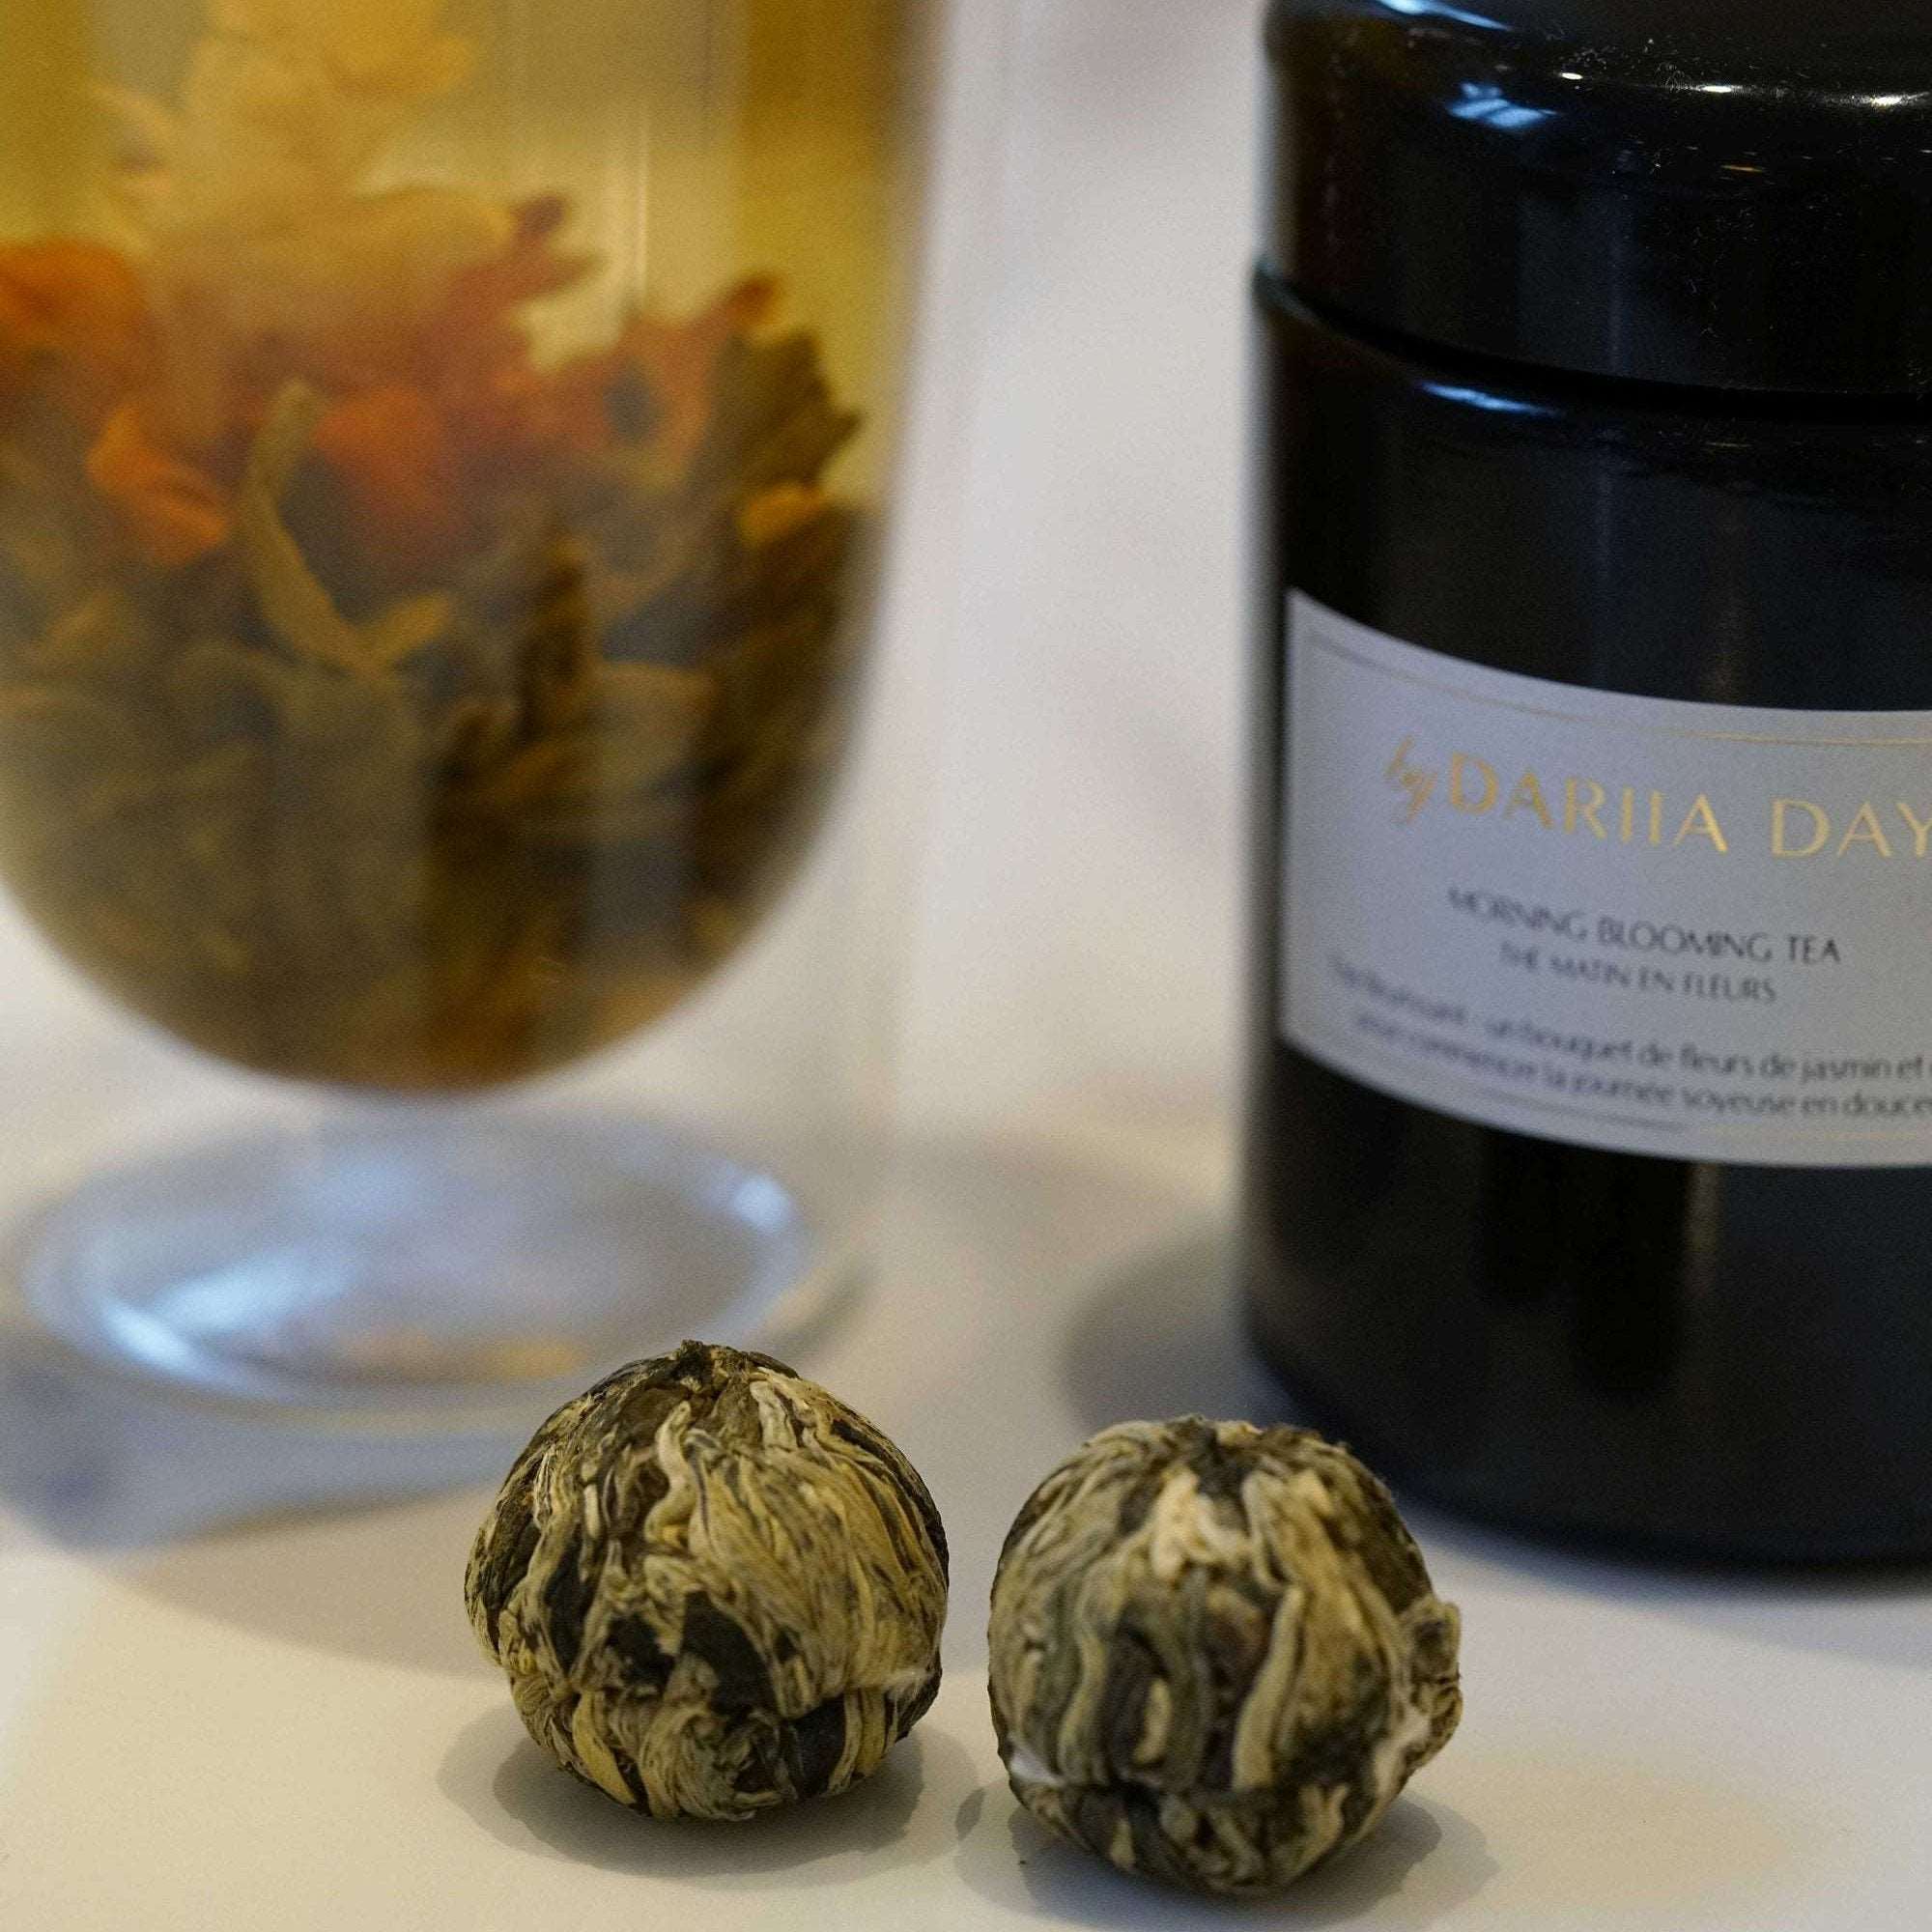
[1248,0,1932,1561]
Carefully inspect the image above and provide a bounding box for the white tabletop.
[3,4,1929,1928]
[3,1138,1928,1932]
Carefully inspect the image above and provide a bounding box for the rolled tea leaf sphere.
[988,1419,1462,1896]
[466,1342,948,1821]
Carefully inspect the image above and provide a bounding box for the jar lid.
[1265,0,1932,394]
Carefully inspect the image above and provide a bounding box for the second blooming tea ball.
[988,1419,1462,1895]
[465,1342,948,1821]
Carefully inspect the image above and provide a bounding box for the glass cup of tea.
[0,0,938,1422]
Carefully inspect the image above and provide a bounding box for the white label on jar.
[1283,592,1932,1168]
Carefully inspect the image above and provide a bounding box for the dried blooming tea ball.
[466,1342,948,1822]
[987,1419,1462,1897]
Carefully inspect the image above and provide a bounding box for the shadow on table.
[0,1247,848,1676]
[0,1322,529,1550]
[1062,1224,1932,1672]
[951,1782,1497,1929]
[0,1322,531,1673]
[1057,1222,1290,1435]
[439,1701,979,1887]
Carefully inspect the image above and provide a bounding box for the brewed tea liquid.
[0,0,916,1089]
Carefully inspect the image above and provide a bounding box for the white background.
[892,0,1248,1185]
[3,6,1928,1928]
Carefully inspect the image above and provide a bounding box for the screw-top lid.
[1265,0,1932,394]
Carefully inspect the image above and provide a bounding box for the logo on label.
[1383,735,1932,862]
